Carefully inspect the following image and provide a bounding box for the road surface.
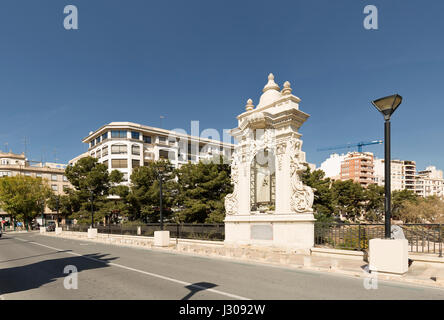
[1,232,443,300]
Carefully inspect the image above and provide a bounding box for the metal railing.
[60,222,443,256]
[61,223,225,241]
[62,224,90,233]
[314,223,443,256]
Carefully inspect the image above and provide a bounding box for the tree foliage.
[175,159,232,223]
[64,156,123,224]
[0,175,51,227]
[363,184,385,222]
[128,160,176,223]
[391,189,419,220]
[47,188,81,219]
[301,168,335,221]
[397,196,444,223]
[331,180,365,222]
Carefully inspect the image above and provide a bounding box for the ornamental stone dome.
[257,73,282,108]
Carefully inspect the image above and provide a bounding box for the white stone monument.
[224,73,315,250]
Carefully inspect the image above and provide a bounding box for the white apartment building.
[374,159,416,192]
[319,153,346,179]
[75,122,235,183]
[415,166,444,199]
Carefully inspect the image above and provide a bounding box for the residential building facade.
[415,166,444,199]
[0,152,71,224]
[339,152,375,188]
[76,122,235,183]
[374,159,416,192]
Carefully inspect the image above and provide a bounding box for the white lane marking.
[21,239,250,300]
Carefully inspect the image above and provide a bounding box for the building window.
[131,131,140,140]
[51,185,58,191]
[102,146,108,156]
[90,140,95,148]
[96,137,101,145]
[111,159,127,169]
[51,175,58,181]
[101,160,109,168]
[111,130,127,138]
[131,145,140,155]
[143,135,152,144]
[168,137,177,146]
[36,173,42,178]
[132,159,140,168]
[158,136,167,144]
[102,132,108,141]
[159,149,171,160]
[96,149,101,158]
[111,144,127,154]
[63,175,68,182]
[91,152,95,158]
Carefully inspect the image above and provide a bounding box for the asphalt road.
[1,232,444,300]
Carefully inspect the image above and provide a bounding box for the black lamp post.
[41,201,45,229]
[89,189,94,228]
[56,195,60,227]
[158,166,165,231]
[371,94,403,238]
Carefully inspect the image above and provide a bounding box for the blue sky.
[0,0,443,171]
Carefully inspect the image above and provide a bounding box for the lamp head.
[371,94,403,120]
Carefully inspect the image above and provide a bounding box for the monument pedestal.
[154,230,170,247]
[87,228,97,239]
[369,238,409,275]
[225,213,315,250]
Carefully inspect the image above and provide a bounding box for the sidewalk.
[39,230,444,290]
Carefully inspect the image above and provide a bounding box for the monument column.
[224,74,316,250]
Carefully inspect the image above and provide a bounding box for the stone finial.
[245,98,254,111]
[282,81,292,95]
[262,73,280,93]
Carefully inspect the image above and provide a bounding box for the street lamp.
[371,94,403,238]
[158,165,165,231]
[40,200,45,229]
[56,195,60,227]
[89,189,95,228]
